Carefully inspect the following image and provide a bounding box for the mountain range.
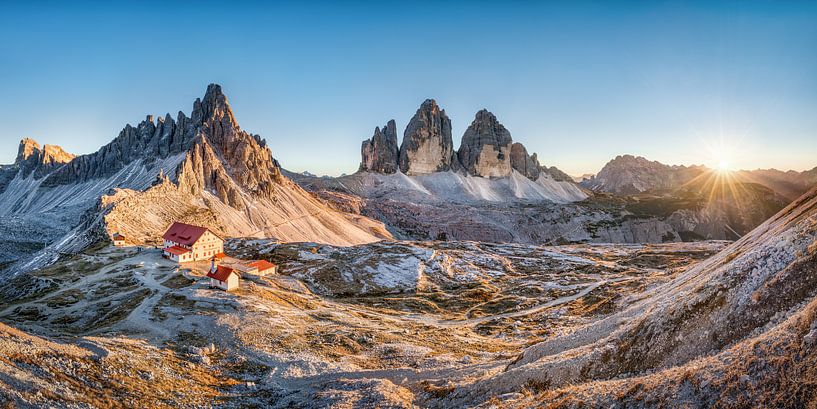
[1,85,815,275]
[0,85,390,274]
[292,101,814,245]
[583,154,817,200]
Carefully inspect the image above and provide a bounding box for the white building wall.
[210,274,239,291]
[191,231,224,261]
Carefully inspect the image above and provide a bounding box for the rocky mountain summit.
[360,120,399,173]
[398,99,455,175]
[359,99,573,184]
[173,84,283,209]
[0,138,75,195]
[14,138,75,178]
[509,142,540,180]
[457,109,514,178]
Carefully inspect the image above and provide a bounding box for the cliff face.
[360,120,399,174]
[457,110,513,178]
[14,138,75,178]
[509,142,540,180]
[360,102,573,186]
[40,112,197,187]
[398,99,454,175]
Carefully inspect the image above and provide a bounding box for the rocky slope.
[440,185,817,407]
[289,166,787,245]
[2,188,814,407]
[0,84,390,275]
[0,235,725,407]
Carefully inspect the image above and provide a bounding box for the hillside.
[439,185,817,407]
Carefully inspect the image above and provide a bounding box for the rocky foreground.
[0,236,724,407]
[2,186,816,408]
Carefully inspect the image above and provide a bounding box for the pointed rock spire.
[200,83,236,126]
[398,99,454,175]
[457,109,513,178]
[360,120,399,173]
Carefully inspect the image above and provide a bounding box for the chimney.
[210,257,217,273]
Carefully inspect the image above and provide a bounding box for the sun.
[717,159,731,172]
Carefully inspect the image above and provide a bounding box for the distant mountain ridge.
[582,154,817,200]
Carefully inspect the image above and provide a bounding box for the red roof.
[207,265,238,282]
[112,233,125,240]
[247,260,276,272]
[163,245,190,256]
[162,222,210,246]
[213,252,226,260]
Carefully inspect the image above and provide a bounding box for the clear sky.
[0,1,815,176]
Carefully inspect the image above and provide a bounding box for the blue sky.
[0,1,815,176]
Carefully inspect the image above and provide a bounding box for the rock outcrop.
[398,99,454,175]
[457,110,513,178]
[509,142,540,180]
[360,120,399,173]
[14,138,74,178]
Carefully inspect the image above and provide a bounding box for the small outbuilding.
[207,262,240,291]
[246,260,277,276]
[112,233,126,246]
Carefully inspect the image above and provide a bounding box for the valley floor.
[0,239,725,408]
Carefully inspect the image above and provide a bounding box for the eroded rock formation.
[398,99,454,175]
[14,138,74,178]
[510,142,540,180]
[360,120,399,173]
[457,109,514,178]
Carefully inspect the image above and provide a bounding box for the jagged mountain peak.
[15,137,41,164]
[13,137,75,177]
[458,109,514,178]
[399,98,454,175]
[195,83,235,126]
[360,119,399,174]
[419,98,442,112]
